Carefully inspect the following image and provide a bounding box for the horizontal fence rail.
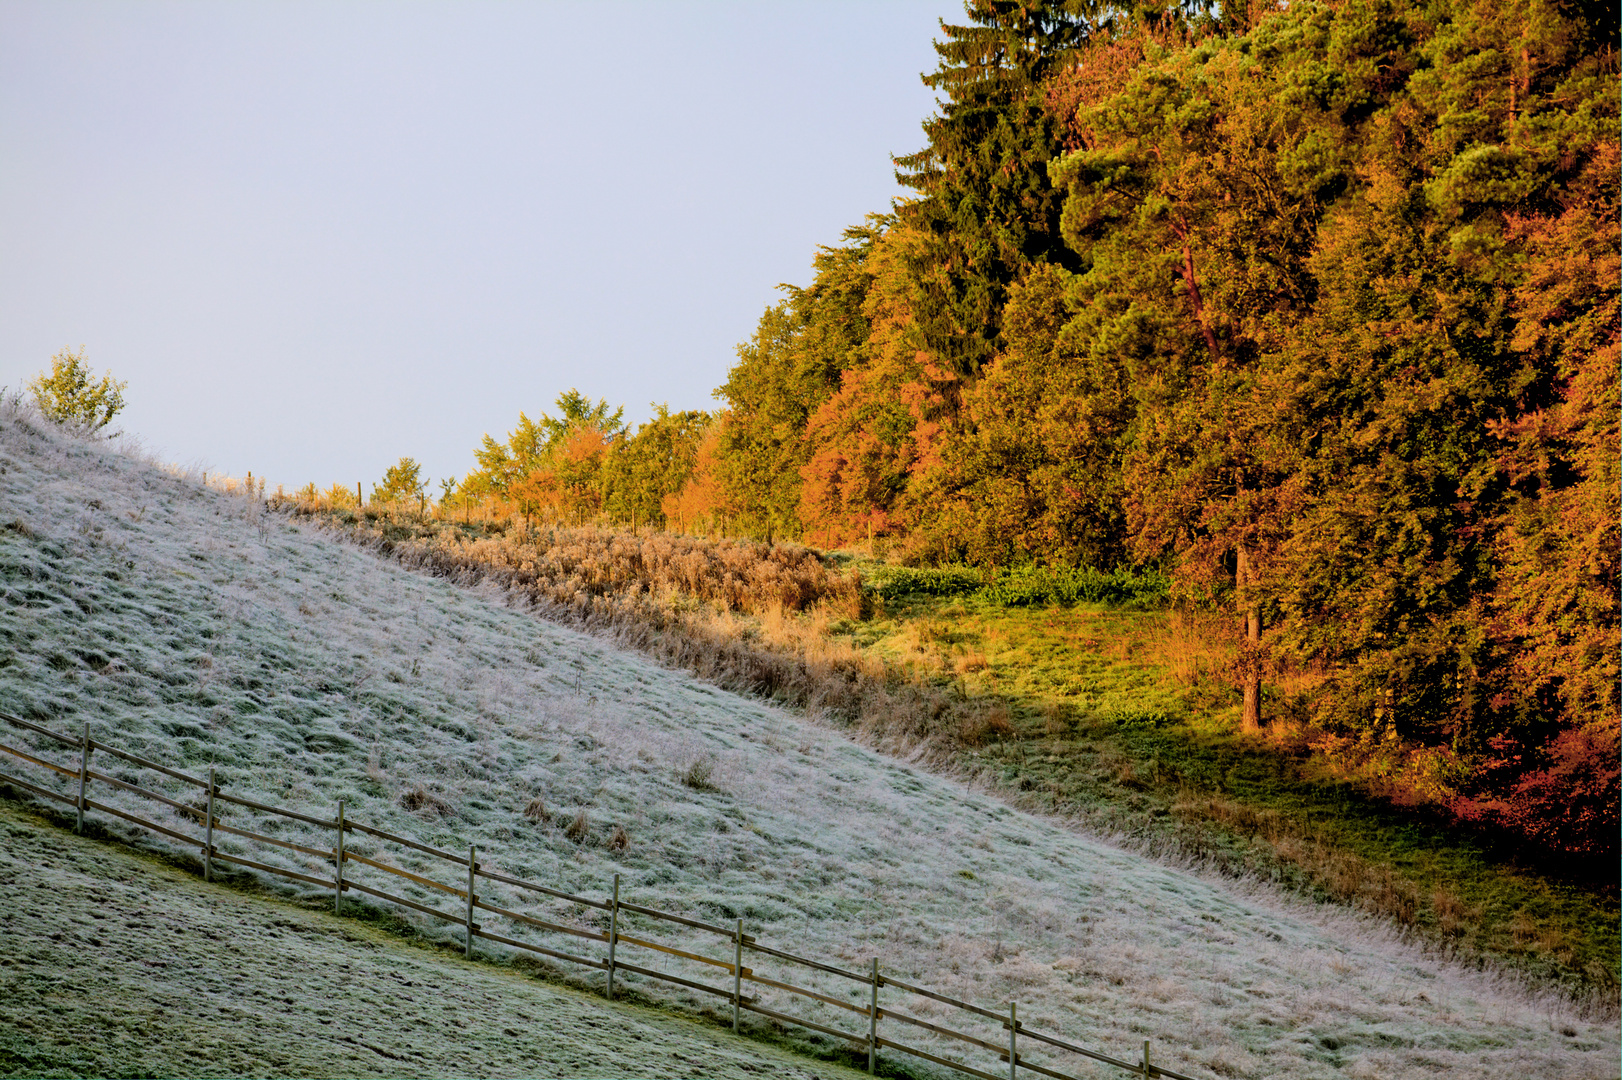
[0,712,1204,1080]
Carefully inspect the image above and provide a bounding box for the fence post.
[868,957,879,1074]
[606,873,621,1000]
[1008,1001,1018,1080]
[1142,1039,1151,1079]
[334,800,345,913]
[75,722,90,833]
[465,844,478,958]
[203,766,216,883]
[732,918,743,1032]
[357,482,362,507]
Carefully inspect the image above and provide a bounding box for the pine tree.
[372,457,427,504]
[28,347,127,432]
[921,262,1132,568]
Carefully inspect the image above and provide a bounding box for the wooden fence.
[0,712,1202,1080]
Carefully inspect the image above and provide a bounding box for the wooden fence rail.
[0,712,1204,1080]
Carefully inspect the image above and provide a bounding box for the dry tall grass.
[304,504,857,614]
[1142,608,1237,685]
[298,508,999,758]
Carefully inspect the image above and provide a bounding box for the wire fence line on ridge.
[0,711,1204,1080]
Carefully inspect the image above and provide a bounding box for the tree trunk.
[1180,243,1222,361]
[1236,542,1262,733]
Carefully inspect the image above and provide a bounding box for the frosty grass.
[0,405,1614,1079]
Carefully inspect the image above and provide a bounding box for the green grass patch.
[822,587,1620,1001]
[862,562,1170,610]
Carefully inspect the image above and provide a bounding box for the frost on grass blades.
[0,713,1201,1080]
[0,397,1614,1079]
[0,799,866,1080]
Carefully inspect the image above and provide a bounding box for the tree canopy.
[440,0,1617,859]
[700,0,1618,857]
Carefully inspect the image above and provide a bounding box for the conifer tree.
[601,406,711,529]
[716,223,881,541]
[373,457,427,504]
[922,262,1132,568]
[459,392,625,527]
[893,0,1093,378]
[28,347,127,433]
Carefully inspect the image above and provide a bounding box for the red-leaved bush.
[1452,722,1621,866]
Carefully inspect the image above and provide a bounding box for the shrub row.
[867,563,1169,609]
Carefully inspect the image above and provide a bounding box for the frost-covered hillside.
[0,798,868,1079]
[0,405,1613,1079]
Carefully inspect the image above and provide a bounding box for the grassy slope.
[290,509,1616,995]
[0,408,1615,1079]
[0,799,866,1080]
[825,591,1619,994]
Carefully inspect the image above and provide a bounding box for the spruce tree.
[893,0,1093,379]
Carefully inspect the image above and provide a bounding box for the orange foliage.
[1489,140,1621,730]
[797,222,960,548]
[505,427,608,524]
[663,425,732,536]
[510,468,559,518]
[1044,35,1152,152]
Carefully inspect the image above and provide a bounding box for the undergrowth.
[864,563,1169,610]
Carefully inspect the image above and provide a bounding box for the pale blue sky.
[2,1,961,490]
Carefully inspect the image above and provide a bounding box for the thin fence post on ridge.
[1143,1039,1151,1079]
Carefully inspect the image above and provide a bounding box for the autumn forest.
[328,0,1617,868]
